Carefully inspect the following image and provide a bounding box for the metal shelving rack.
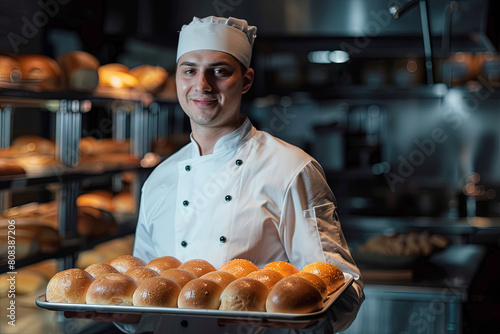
[0,88,176,273]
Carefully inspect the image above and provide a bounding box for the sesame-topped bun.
[125,267,159,285]
[291,272,328,301]
[200,270,237,289]
[218,259,259,278]
[266,276,323,314]
[84,263,119,279]
[246,269,284,290]
[146,256,182,274]
[263,261,300,278]
[178,259,216,278]
[219,277,269,312]
[109,255,146,274]
[177,278,224,309]
[132,276,181,307]
[301,262,344,295]
[85,273,138,306]
[160,268,197,288]
[46,268,94,303]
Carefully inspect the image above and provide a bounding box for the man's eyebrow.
[179,61,197,67]
[178,61,233,67]
[208,61,233,67]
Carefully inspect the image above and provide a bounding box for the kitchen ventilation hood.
[166,0,498,57]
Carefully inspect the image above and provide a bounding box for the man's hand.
[64,311,141,323]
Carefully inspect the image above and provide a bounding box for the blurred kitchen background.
[1,0,500,333]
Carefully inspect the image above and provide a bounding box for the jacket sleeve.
[280,160,364,332]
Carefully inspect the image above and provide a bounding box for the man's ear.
[242,68,254,94]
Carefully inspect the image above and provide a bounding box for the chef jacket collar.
[189,115,256,157]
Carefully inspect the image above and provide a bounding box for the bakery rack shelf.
[0,217,138,273]
[0,87,179,274]
[0,165,155,191]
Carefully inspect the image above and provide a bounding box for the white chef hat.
[176,16,257,68]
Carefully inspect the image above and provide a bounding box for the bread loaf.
[84,263,119,279]
[177,278,223,309]
[219,277,269,312]
[77,190,115,212]
[301,262,344,295]
[0,54,22,83]
[266,276,323,314]
[46,268,94,303]
[86,273,138,305]
[129,65,168,93]
[246,269,284,290]
[0,162,25,176]
[133,276,181,307]
[178,259,216,278]
[98,64,138,88]
[11,135,55,155]
[199,270,237,289]
[17,54,63,91]
[125,267,159,285]
[161,268,197,288]
[110,255,146,274]
[291,272,328,301]
[218,259,259,278]
[56,51,99,92]
[263,261,299,277]
[112,192,135,214]
[146,256,182,274]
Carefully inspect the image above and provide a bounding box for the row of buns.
[46,255,346,314]
[358,230,449,257]
[0,52,175,98]
[0,190,137,262]
[0,134,177,177]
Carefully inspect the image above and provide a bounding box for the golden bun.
[200,270,237,289]
[178,259,216,278]
[46,269,94,303]
[219,277,269,312]
[98,63,138,88]
[266,276,323,314]
[291,272,328,301]
[246,269,284,290]
[301,262,344,295]
[0,54,22,83]
[77,191,115,212]
[125,267,159,285]
[110,255,146,274]
[17,54,63,91]
[84,263,119,279]
[85,273,138,305]
[56,51,100,92]
[112,192,135,214]
[146,256,182,274]
[12,135,55,155]
[129,65,168,93]
[0,162,26,176]
[263,261,299,278]
[218,259,259,278]
[133,277,181,307]
[177,278,223,309]
[160,268,197,288]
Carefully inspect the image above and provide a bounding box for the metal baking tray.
[36,274,354,323]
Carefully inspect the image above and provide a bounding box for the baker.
[75,15,364,333]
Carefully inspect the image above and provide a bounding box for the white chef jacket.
[117,116,364,334]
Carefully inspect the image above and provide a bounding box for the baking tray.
[36,274,354,323]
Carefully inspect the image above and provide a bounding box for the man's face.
[176,50,254,129]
